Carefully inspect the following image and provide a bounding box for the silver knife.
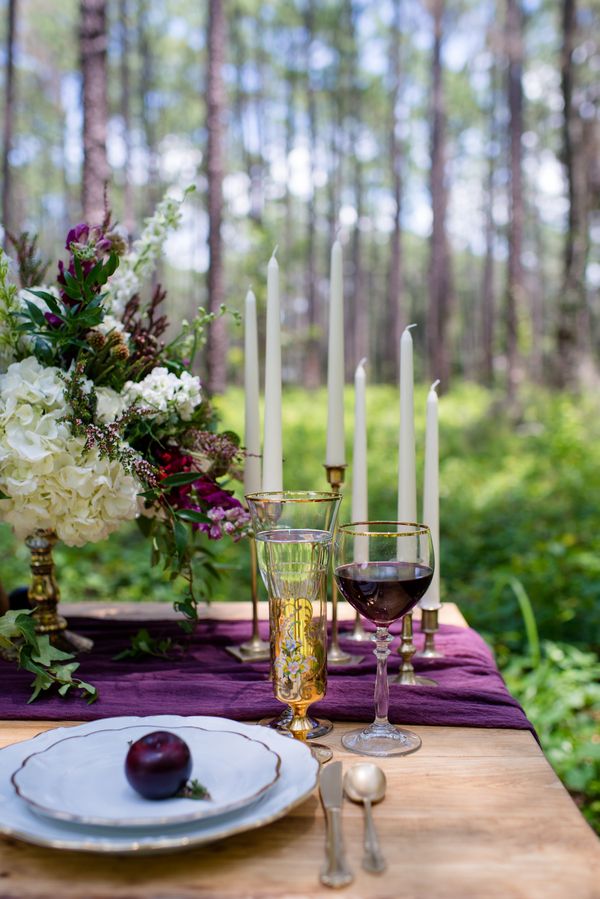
[319,761,353,888]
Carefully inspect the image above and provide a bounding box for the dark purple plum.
[125,731,192,800]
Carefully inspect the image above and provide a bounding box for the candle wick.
[358,356,368,369]
[431,379,440,391]
[406,323,417,331]
[270,245,279,260]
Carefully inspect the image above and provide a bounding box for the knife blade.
[319,762,353,888]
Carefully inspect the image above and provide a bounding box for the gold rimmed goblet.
[334,521,434,757]
[246,491,342,762]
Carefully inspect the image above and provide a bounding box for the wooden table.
[0,603,598,899]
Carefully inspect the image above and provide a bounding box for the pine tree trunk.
[386,0,405,385]
[1,0,17,246]
[303,0,321,390]
[80,0,109,225]
[427,0,452,389]
[206,0,228,394]
[481,58,498,386]
[119,0,134,235]
[505,0,525,401]
[137,0,159,215]
[556,0,588,388]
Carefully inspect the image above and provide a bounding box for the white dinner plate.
[0,715,319,854]
[12,725,281,828]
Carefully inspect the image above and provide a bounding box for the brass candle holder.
[324,464,363,667]
[390,612,437,686]
[225,537,270,662]
[26,530,93,654]
[348,611,371,642]
[415,607,444,659]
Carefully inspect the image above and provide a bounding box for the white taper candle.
[243,289,262,496]
[326,240,346,467]
[262,250,283,491]
[352,358,368,562]
[397,324,417,522]
[421,380,441,609]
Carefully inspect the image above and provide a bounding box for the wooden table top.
[0,602,598,899]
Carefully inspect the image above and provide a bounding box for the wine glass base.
[258,713,333,740]
[342,723,421,757]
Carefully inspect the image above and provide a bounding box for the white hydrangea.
[123,367,201,424]
[95,386,128,424]
[0,357,140,546]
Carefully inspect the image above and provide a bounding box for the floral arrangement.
[0,190,249,627]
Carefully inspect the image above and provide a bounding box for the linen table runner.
[0,615,534,734]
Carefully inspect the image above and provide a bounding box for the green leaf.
[32,636,74,667]
[160,472,201,488]
[23,300,47,326]
[175,509,207,523]
[174,519,190,561]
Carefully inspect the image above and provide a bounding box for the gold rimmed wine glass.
[246,491,342,762]
[334,521,434,757]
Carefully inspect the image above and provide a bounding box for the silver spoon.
[343,763,387,874]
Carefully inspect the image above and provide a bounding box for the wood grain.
[0,603,597,899]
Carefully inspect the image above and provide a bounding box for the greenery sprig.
[113,627,176,661]
[0,609,97,704]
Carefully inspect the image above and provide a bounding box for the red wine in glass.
[335,561,433,626]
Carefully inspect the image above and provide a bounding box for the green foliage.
[113,627,177,661]
[504,643,600,832]
[0,610,97,704]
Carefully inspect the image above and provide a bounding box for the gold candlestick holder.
[348,611,371,642]
[226,537,270,662]
[389,612,437,686]
[27,530,93,654]
[324,464,363,667]
[415,607,444,659]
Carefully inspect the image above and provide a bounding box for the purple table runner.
[0,616,535,736]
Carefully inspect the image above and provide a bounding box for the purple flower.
[65,223,89,249]
[44,312,63,329]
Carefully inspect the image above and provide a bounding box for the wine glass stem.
[373,627,393,725]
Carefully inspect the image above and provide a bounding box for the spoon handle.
[362,798,386,874]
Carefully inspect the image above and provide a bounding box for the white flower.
[0,357,141,546]
[123,366,202,424]
[95,387,128,424]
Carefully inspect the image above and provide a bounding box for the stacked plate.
[0,715,319,854]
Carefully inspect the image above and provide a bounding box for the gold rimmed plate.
[11,724,281,830]
[0,716,319,854]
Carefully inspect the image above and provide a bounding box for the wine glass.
[246,491,342,757]
[334,521,434,757]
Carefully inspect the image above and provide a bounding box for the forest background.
[0,0,599,828]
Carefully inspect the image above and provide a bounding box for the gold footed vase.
[25,530,93,654]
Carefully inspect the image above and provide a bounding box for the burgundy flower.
[65,223,89,249]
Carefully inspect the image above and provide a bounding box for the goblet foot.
[341,722,421,757]
[259,709,333,739]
